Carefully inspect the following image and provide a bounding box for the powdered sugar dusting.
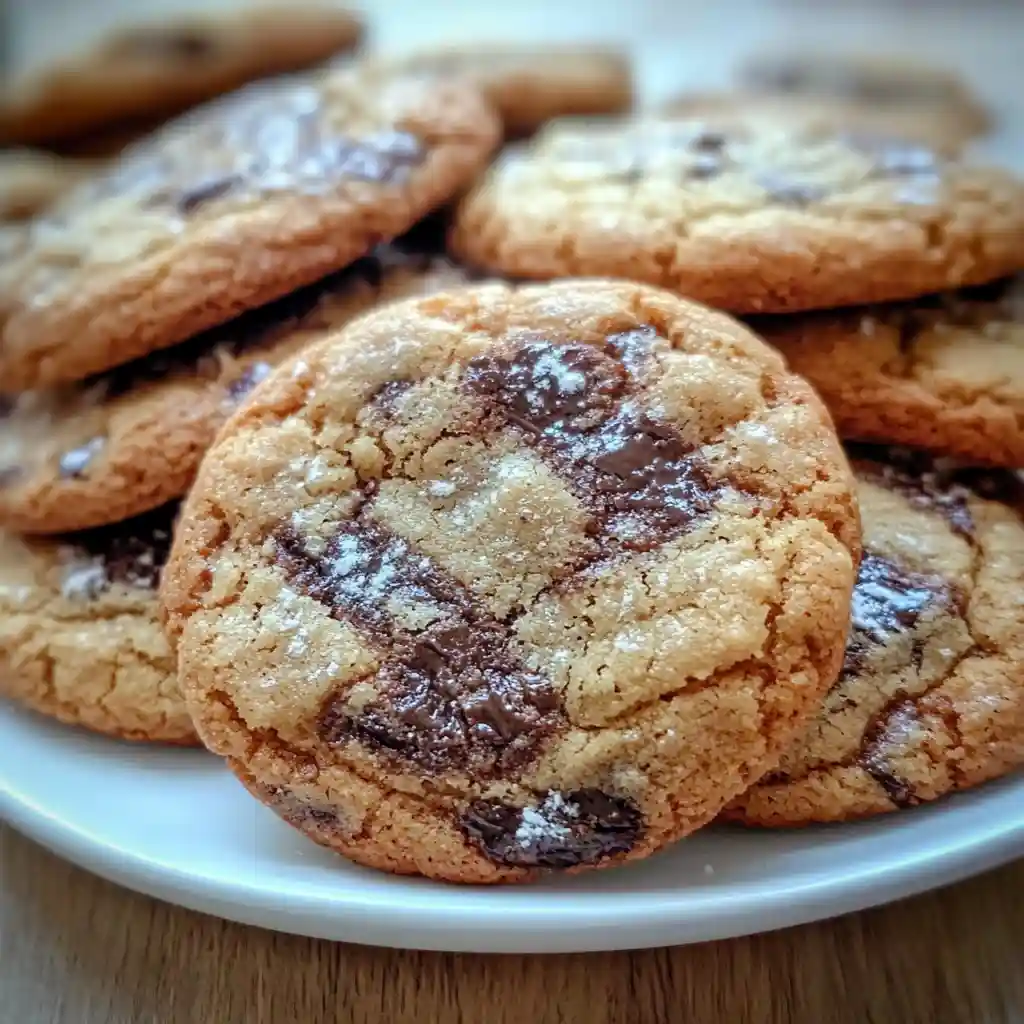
[514,791,580,849]
[531,349,587,396]
[427,479,456,498]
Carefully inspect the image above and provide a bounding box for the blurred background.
[4,0,1023,166]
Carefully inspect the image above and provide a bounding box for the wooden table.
[2,823,1021,1023]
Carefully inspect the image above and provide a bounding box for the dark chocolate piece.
[460,789,644,867]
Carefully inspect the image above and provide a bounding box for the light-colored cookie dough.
[0,503,195,743]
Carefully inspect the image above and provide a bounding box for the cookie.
[161,279,860,884]
[450,118,1024,313]
[740,52,991,139]
[0,150,99,220]
[0,66,500,391]
[660,92,968,156]
[729,446,1024,825]
[0,502,195,744]
[0,5,364,146]
[758,276,1024,467]
[0,233,475,535]
[375,46,632,137]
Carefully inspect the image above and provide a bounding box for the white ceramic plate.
[1,702,1021,952]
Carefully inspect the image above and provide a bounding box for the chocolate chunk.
[0,465,22,488]
[858,699,919,807]
[0,395,16,419]
[275,521,565,776]
[58,437,105,479]
[756,173,828,205]
[465,340,628,433]
[226,361,273,400]
[68,502,177,592]
[465,339,726,550]
[460,789,644,868]
[262,784,343,833]
[849,445,975,537]
[841,552,953,678]
[176,173,243,214]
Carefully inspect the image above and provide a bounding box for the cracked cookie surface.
[0,5,363,146]
[450,117,1024,313]
[373,45,632,137]
[728,445,1024,825]
[759,276,1024,466]
[0,230,476,534]
[0,502,195,743]
[0,65,499,390]
[162,279,859,883]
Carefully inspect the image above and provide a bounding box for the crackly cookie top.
[163,280,858,882]
[730,444,1024,825]
[450,116,1024,314]
[758,275,1024,466]
[0,502,193,743]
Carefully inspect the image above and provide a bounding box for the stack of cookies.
[2,20,1023,886]
[0,62,503,742]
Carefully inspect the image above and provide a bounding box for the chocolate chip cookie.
[740,52,991,140]
[0,234,474,534]
[0,5,364,147]
[729,446,1024,825]
[0,150,99,220]
[450,118,1024,314]
[0,67,500,390]
[0,503,195,743]
[162,280,860,883]
[758,276,1024,467]
[375,46,632,137]
[661,93,968,156]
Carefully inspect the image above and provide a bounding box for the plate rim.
[2,726,1022,953]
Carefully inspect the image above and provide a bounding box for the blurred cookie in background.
[740,51,991,141]
[0,66,499,390]
[0,150,101,220]
[0,504,196,745]
[0,4,365,147]
[375,45,633,137]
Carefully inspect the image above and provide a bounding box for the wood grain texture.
[1,824,1021,1024]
